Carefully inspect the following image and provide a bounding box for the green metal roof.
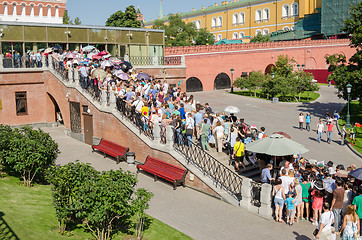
[145,0,269,25]
[214,39,244,45]
[270,29,320,41]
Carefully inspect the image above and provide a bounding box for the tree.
[47,162,98,234]
[325,2,362,103]
[63,10,81,25]
[106,5,141,28]
[250,33,271,43]
[234,71,266,97]
[152,14,214,46]
[133,189,153,239]
[0,126,59,187]
[291,71,319,102]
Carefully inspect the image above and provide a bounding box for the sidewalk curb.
[336,120,362,159]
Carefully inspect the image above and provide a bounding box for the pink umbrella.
[92,55,102,60]
[65,52,75,59]
[114,70,130,80]
[98,51,108,56]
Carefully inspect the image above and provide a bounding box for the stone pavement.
[192,86,361,167]
[43,126,315,240]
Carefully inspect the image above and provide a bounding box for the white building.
[0,0,67,24]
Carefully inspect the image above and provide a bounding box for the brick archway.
[265,64,275,74]
[214,73,231,90]
[186,77,203,92]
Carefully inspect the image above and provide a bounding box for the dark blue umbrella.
[137,72,150,81]
[121,61,132,73]
[350,168,362,180]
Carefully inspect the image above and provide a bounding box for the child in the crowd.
[285,191,296,226]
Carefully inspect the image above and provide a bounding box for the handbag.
[186,128,193,135]
[312,228,319,236]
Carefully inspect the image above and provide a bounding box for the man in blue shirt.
[36,51,42,68]
[179,103,186,120]
[261,163,274,183]
[194,109,204,140]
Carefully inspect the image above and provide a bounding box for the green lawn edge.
[0,176,192,240]
[229,90,320,103]
[338,101,362,155]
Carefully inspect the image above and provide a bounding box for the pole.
[346,92,351,128]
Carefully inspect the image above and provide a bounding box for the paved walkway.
[193,86,361,167]
[44,126,315,240]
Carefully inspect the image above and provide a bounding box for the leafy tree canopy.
[152,14,214,46]
[63,10,81,25]
[325,2,362,103]
[250,33,271,43]
[106,5,141,28]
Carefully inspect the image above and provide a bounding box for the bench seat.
[92,138,129,164]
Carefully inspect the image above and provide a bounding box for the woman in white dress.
[338,205,360,240]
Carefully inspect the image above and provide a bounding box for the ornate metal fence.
[250,181,262,207]
[173,130,243,200]
[116,98,154,140]
[164,56,182,65]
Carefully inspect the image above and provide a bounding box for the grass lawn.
[0,176,192,240]
[338,101,362,154]
[230,89,320,103]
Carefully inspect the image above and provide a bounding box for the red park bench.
[92,138,129,164]
[137,156,188,190]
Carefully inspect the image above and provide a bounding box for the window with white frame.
[291,3,298,16]
[192,20,196,26]
[255,9,262,22]
[263,8,270,20]
[30,4,34,16]
[233,32,238,39]
[283,26,290,31]
[213,34,217,40]
[239,12,245,24]
[263,29,269,35]
[47,6,51,17]
[282,5,289,18]
[239,32,245,38]
[196,20,201,30]
[217,16,223,27]
[255,29,262,35]
[39,5,43,17]
[21,4,25,16]
[12,3,17,16]
[55,6,59,18]
[4,3,7,16]
[232,13,238,25]
[217,34,222,41]
[211,17,216,28]
[291,26,295,31]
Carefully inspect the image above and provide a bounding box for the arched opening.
[214,73,231,90]
[265,64,276,74]
[47,92,63,124]
[186,77,203,92]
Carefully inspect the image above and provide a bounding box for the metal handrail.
[173,130,243,201]
[116,98,154,140]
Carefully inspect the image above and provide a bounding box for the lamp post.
[346,83,352,128]
[230,68,235,93]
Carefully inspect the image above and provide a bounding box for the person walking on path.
[299,113,304,130]
[199,119,211,151]
[349,124,357,146]
[341,124,348,146]
[232,137,246,172]
[315,202,335,240]
[306,113,311,131]
[272,178,285,223]
[338,205,360,240]
[213,121,225,154]
[326,121,334,144]
[316,118,325,143]
[331,179,345,231]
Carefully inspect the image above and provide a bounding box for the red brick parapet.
[165,39,351,56]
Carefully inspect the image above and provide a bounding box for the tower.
[159,0,163,19]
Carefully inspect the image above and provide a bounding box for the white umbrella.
[44,48,53,54]
[101,60,113,69]
[224,106,240,114]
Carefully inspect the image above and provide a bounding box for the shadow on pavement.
[293,231,312,240]
[297,101,345,119]
[0,212,20,240]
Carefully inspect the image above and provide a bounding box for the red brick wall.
[165,39,355,91]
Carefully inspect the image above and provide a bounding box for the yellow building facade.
[145,0,322,41]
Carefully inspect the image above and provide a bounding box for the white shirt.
[213,126,224,137]
[319,211,334,232]
[185,116,194,129]
[132,100,144,112]
[299,115,304,122]
[317,123,324,132]
[279,175,294,194]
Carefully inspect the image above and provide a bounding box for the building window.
[55,6,59,18]
[239,32,245,38]
[255,29,262,36]
[282,5,289,18]
[283,26,290,31]
[291,3,299,16]
[217,16,222,27]
[192,20,196,26]
[39,5,43,17]
[15,92,28,115]
[263,29,269,35]
[263,8,270,21]
[47,6,51,17]
[233,32,238,39]
[255,9,262,22]
[4,3,7,16]
[239,12,245,24]
[30,5,34,16]
[196,20,201,30]
[232,13,238,25]
[21,4,25,16]
[12,3,17,16]
[217,34,222,41]
[211,17,216,28]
